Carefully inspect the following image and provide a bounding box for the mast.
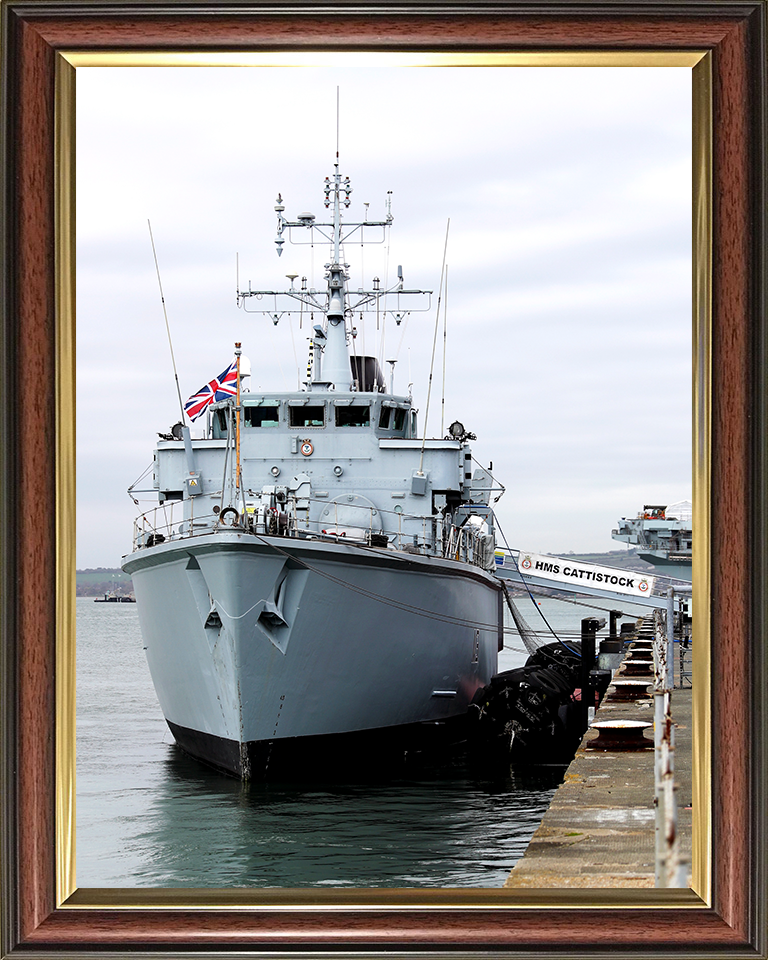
[319,164,354,390]
[237,163,432,393]
[234,341,243,503]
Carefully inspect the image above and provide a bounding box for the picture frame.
[1,2,765,956]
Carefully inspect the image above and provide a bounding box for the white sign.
[496,551,655,599]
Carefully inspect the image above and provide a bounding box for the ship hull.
[122,532,502,778]
[166,713,473,780]
[637,551,692,581]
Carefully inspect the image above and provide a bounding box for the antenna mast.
[148,219,198,492]
[418,218,450,475]
[148,219,186,423]
[440,264,448,437]
[237,102,432,392]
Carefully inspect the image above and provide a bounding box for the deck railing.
[132,500,221,550]
[132,497,495,571]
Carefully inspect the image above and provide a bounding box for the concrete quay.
[505,634,693,889]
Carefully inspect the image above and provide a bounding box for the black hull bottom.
[167,716,472,781]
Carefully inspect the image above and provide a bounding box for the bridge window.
[289,405,325,427]
[378,406,392,429]
[336,404,370,427]
[393,407,406,431]
[245,405,280,427]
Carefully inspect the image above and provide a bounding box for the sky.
[76,62,692,569]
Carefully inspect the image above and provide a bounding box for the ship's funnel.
[350,356,385,393]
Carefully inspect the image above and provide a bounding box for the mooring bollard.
[609,679,653,702]
[621,659,655,678]
[626,645,653,660]
[586,719,653,751]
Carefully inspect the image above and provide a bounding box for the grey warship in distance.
[121,159,503,779]
[611,500,692,581]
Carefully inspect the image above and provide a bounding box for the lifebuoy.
[219,506,239,526]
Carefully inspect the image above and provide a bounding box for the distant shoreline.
[76,567,134,598]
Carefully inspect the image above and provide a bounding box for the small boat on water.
[611,501,692,581]
[93,594,136,603]
[121,157,504,779]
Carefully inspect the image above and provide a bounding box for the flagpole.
[234,342,243,507]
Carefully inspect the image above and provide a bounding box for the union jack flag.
[184,360,238,421]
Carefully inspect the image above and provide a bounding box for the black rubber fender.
[524,666,572,698]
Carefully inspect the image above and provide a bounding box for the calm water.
[75,593,647,888]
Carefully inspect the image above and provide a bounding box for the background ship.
[122,160,503,779]
[611,500,692,581]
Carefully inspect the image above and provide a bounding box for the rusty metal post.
[654,593,685,887]
[666,588,675,687]
[653,608,668,885]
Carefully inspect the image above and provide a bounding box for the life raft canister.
[219,506,239,525]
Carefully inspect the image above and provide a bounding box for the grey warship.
[611,501,692,581]
[122,160,503,779]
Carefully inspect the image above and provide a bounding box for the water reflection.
[131,745,564,888]
[76,596,580,888]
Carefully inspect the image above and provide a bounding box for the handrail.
[653,583,692,888]
[131,496,494,570]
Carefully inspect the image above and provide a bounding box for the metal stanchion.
[653,586,691,887]
[580,617,609,732]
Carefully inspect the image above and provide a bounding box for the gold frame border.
[55,52,77,907]
[64,51,705,69]
[691,52,712,909]
[56,49,711,910]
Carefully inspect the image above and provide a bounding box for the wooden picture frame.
[1,2,765,955]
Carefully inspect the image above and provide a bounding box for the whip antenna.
[440,264,448,437]
[418,218,450,475]
[148,219,186,423]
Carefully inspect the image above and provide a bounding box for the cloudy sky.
[76,62,691,569]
